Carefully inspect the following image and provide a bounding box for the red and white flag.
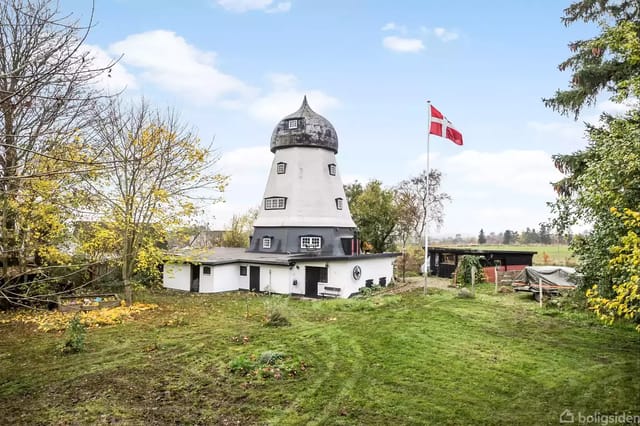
[429,104,463,146]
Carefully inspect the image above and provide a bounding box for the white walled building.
[164,98,398,298]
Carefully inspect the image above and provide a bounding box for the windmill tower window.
[300,236,322,249]
[288,119,298,129]
[328,164,337,176]
[262,237,272,249]
[264,197,287,210]
[335,198,343,210]
[276,162,287,174]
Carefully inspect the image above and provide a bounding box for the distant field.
[446,244,575,266]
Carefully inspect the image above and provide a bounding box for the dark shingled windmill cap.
[270,96,339,153]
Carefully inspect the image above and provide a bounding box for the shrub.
[265,310,290,327]
[229,356,255,375]
[60,315,86,354]
[263,296,291,327]
[455,255,486,286]
[259,350,285,365]
[229,351,309,380]
[456,288,475,299]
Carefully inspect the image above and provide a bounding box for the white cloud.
[381,22,407,33]
[248,73,340,122]
[433,27,459,42]
[527,97,637,147]
[381,22,396,31]
[342,174,370,185]
[268,72,298,89]
[216,0,291,13]
[527,120,585,145]
[210,145,273,227]
[476,206,530,223]
[109,30,256,105]
[382,36,424,53]
[442,149,562,197]
[86,44,138,94]
[412,149,564,236]
[597,99,637,115]
[266,1,291,13]
[218,145,272,185]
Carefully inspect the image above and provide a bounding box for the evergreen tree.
[543,0,640,118]
[503,230,513,245]
[546,0,640,295]
[478,229,487,244]
[539,223,552,245]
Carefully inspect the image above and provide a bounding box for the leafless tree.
[396,169,451,243]
[0,0,115,306]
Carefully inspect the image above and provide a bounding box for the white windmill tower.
[249,97,359,256]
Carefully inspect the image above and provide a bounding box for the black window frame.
[239,265,247,276]
[328,163,337,176]
[300,235,322,250]
[203,266,211,275]
[335,197,343,210]
[276,162,287,174]
[264,196,287,210]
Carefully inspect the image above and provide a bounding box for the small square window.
[262,237,272,249]
[203,266,211,275]
[240,266,247,276]
[335,198,343,210]
[328,164,337,176]
[276,162,286,174]
[288,119,298,129]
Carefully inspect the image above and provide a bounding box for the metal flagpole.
[424,101,431,295]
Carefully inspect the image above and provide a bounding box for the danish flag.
[429,104,463,146]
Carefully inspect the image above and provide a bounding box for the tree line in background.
[471,224,570,246]
[0,0,226,306]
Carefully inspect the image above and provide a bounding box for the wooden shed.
[427,247,537,280]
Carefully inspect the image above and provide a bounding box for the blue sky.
[60,0,620,237]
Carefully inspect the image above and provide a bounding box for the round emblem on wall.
[352,265,362,280]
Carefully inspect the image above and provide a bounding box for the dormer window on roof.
[288,119,298,129]
[300,236,322,249]
[262,237,272,249]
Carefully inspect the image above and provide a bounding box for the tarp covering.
[514,266,578,289]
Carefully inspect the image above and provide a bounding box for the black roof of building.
[168,247,399,267]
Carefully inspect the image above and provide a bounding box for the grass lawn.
[1,285,638,425]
